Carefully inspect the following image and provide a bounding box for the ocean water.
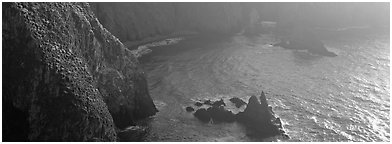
[139,30,390,142]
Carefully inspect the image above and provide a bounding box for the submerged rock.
[185,106,195,112]
[308,45,338,57]
[203,100,213,105]
[194,102,203,107]
[201,99,225,107]
[193,108,211,123]
[229,97,247,108]
[273,40,307,50]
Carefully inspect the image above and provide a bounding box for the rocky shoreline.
[186,92,289,139]
[1,2,255,141]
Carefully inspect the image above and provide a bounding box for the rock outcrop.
[273,28,337,57]
[185,106,195,112]
[229,97,247,108]
[207,106,236,123]
[194,102,203,107]
[193,108,210,123]
[190,92,287,139]
[2,2,157,141]
[236,93,282,138]
[193,106,235,123]
[273,38,337,57]
[211,99,226,107]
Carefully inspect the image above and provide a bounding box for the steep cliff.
[2,2,157,141]
[90,2,389,44]
[90,2,244,43]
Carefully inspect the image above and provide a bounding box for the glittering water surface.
[139,30,390,142]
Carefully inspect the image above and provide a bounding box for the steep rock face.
[91,2,389,43]
[2,2,157,141]
[90,2,243,42]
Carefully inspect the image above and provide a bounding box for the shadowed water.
[139,30,389,142]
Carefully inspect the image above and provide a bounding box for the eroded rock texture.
[2,2,157,141]
[236,93,281,138]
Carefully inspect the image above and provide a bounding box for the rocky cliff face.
[2,2,157,141]
[90,2,389,43]
[90,2,244,42]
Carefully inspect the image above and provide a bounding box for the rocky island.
[188,92,288,139]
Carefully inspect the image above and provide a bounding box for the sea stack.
[236,93,281,138]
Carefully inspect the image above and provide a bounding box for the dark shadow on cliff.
[2,102,30,141]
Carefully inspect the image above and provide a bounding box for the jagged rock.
[207,106,235,123]
[2,2,157,141]
[282,133,290,139]
[203,100,213,105]
[236,93,281,138]
[259,91,269,110]
[274,118,283,129]
[192,93,287,139]
[185,106,195,112]
[202,99,225,107]
[268,106,275,115]
[193,108,211,123]
[229,97,247,108]
[194,102,203,107]
[212,99,226,107]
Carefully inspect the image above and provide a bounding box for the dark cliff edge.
[2,2,157,141]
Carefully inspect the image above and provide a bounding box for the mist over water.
[139,29,389,141]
